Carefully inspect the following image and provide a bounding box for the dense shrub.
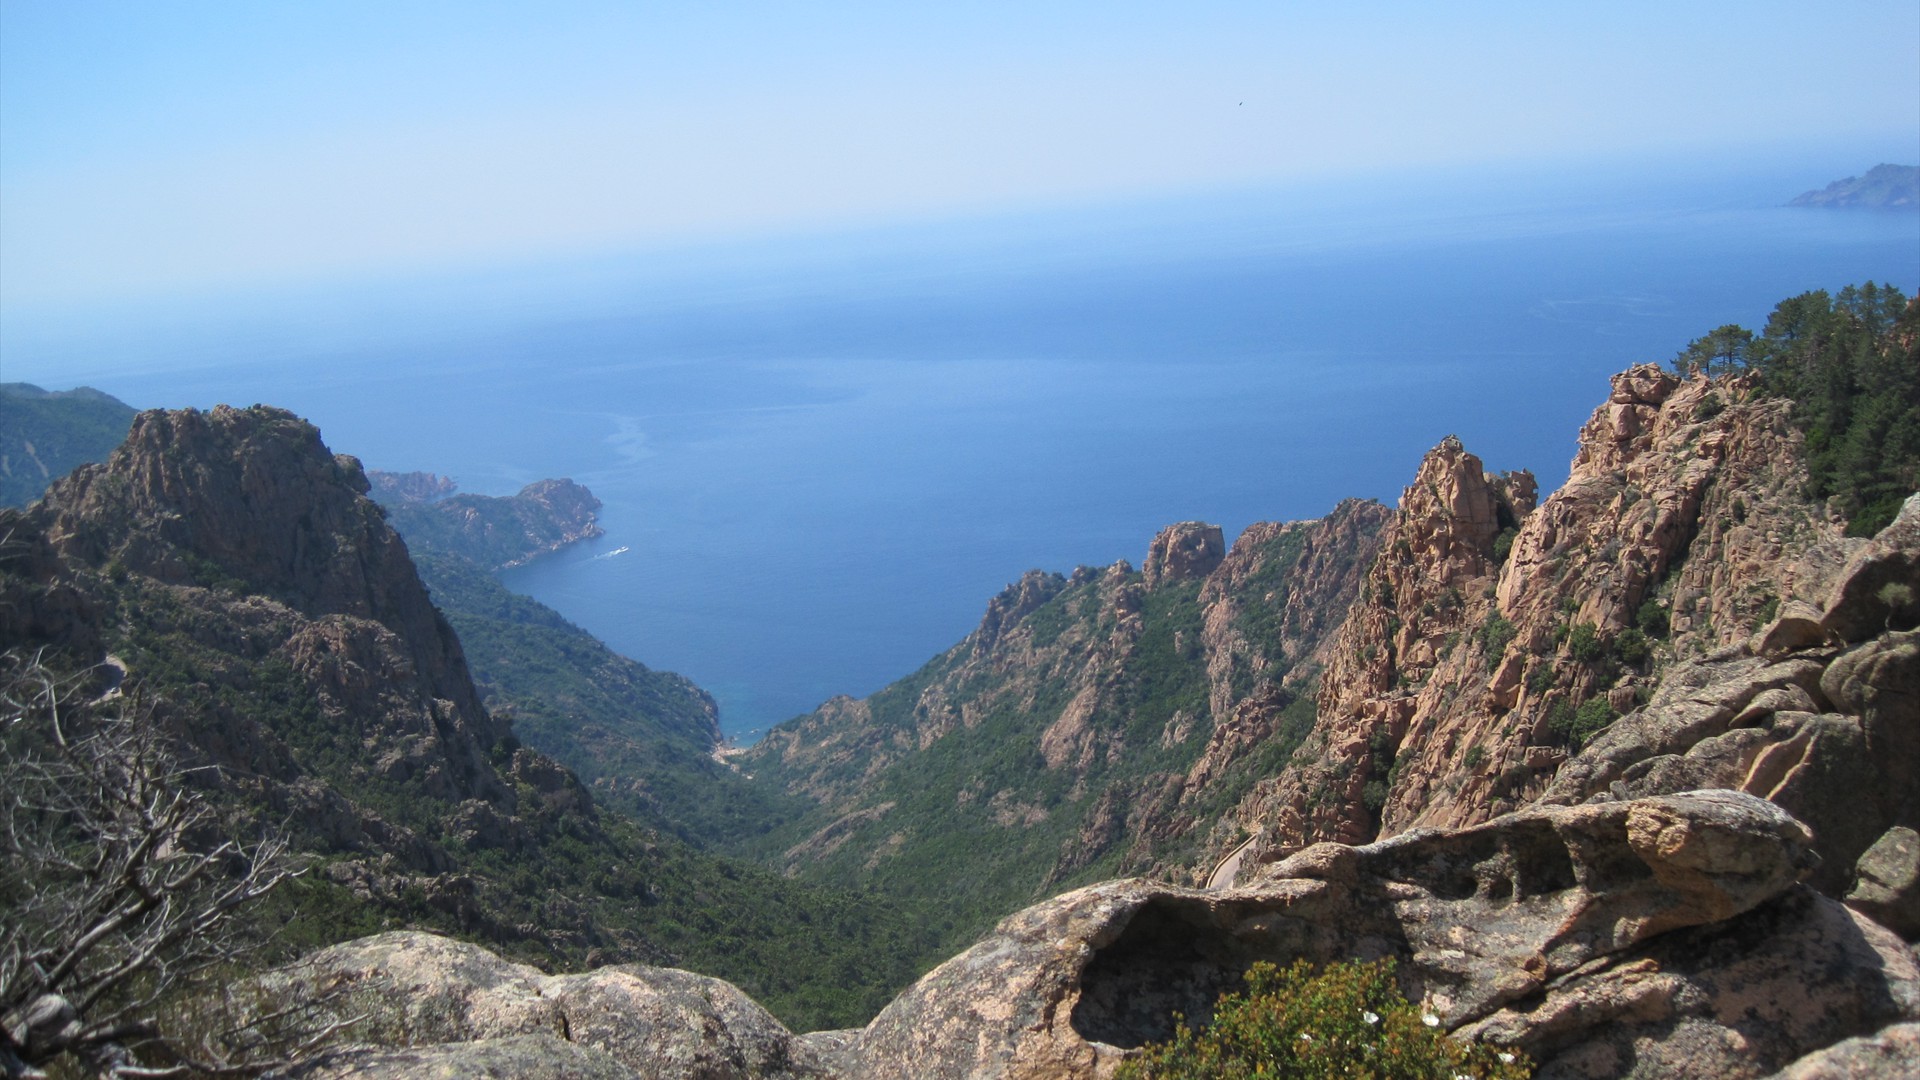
[1565,622,1604,663]
[1635,600,1670,639]
[1612,627,1649,666]
[1547,696,1619,746]
[1116,958,1531,1080]
[1675,283,1918,537]
[1479,615,1517,658]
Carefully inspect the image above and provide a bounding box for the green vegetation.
[1490,527,1518,564]
[729,511,1383,962]
[1673,282,1919,535]
[1547,695,1619,747]
[1612,627,1650,666]
[1115,958,1531,1080]
[1478,615,1517,658]
[1635,599,1671,639]
[101,588,935,1032]
[413,553,804,844]
[0,383,137,507]
[1565,622,1604,663]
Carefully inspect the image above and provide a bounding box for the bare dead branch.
[1,650,339,1078]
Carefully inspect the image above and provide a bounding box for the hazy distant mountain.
[1789,163,1919,209]
[0,382,137,507]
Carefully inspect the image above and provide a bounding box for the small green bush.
[1612,627,1649,666]
[1479,616,1517,658]
[1490,528,1518,564]
[1635,599,1671,639]
[1565,622,1605,663]
[1548,696,1619,746]
[1116,958,1531,1080]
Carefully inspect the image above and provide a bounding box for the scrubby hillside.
[364,470,801,844]
[730,500,1388,949]
[0,382,136,508]
[0,406,930,1032]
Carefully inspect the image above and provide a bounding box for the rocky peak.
[1209,366,1862,873]
[5,403,510,821]
[1142,522,1225,589]
[973,570,1068,655]
[367,469,460,504]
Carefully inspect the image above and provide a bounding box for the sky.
[2,1,1918,318]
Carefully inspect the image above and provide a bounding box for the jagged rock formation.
[732,500,1387,945]
[1215,367,1868,873]
[367,469,459,504]
[2,406,512,817]
[287,792,1919,1079]
[372,471,605,570]
[1537,494,1920,900]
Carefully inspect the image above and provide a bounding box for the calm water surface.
[10,160,1917,737]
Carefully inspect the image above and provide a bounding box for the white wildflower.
[1298,1032,1313,1042]
[1361,1010,1380,1025]
[1422,1012,1441,1027]
[1499,1052,1516,1064]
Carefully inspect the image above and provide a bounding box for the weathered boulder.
[1819,493,1920,644]
[1848,827,1920,940]
[1764,1022,1920,1079]
[281,1033,635,1079]
[544,965,826,1080]
[265,932,829,1080]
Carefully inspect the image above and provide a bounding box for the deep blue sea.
[8,155,1917,738]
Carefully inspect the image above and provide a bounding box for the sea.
[7,152,1917,740]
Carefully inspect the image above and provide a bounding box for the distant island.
[1789,163,1918,209]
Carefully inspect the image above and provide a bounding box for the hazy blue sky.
[3,1,1916,314]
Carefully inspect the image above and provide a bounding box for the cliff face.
[4,406,510,814]
[732,499,1388,942]
[1216,366,1867,874]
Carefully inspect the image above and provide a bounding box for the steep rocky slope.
[732,499,1387,945]
[0,406,932,1031]
[1208,364,1886,878]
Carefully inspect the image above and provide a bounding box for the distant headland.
[1789,163,1919,209]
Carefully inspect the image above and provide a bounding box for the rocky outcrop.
[270,932,831,1080]
[257,793,1920,1079]
[0,406,510,817]
[1142,522,1224,589]
[1216,368,1859,871]
[851,793,1914,1080]
[366,469,460,504]
[1536,493,1920,902]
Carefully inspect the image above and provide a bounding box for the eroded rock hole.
[1070,897,1272,1049]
